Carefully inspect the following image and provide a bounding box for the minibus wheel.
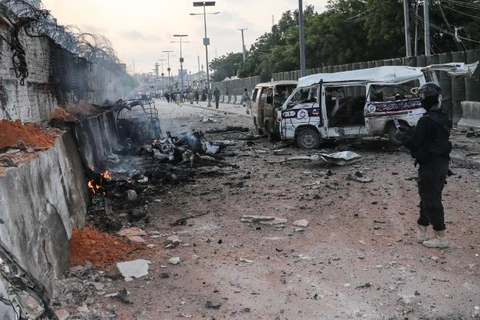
[296,127,321,149]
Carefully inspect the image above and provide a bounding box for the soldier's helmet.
[418,82,442,110]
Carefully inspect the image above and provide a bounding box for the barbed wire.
[0,0,121,82]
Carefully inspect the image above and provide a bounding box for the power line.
[437,0,465,51]
[443,3,480,20]
[417,15,480,44]
[442,0,480,10]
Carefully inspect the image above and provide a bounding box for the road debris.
[168,257,181,265]
[165,235,182,249]
[240,215,288,226]
[118,227,147,237]
[116,259,151,281]
[346,171,373,183]
[293,219,310,227]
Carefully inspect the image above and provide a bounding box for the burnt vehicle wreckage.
[0,95,243,319]
[82,96,239,232]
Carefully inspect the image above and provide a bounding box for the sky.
[41,0,329,75]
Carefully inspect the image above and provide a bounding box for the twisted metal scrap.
[0,0,121,85]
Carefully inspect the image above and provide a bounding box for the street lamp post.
[163,50,173,90]
[191,1,218,108]
[238,28,247,62]
[171,35,189,101]
[158,59,166,92]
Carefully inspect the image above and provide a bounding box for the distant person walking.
[194,91,199,104]
[213,88,220,109]
[242,88,250,114]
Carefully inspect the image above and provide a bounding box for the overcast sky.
[42,0,328,75]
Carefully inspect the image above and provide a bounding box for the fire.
[87,179,102,194]
[102,171,112,180]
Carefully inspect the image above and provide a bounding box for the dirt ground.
[55,99,480,320]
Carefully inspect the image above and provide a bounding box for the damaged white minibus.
[275,62,478,149]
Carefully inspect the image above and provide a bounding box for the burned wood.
[170,211,210,226]
[205,126,249,134]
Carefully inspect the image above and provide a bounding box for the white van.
[276,63,478,149]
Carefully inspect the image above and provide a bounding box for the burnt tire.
[296,127,321,149]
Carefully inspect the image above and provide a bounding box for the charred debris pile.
[78,98,243,231]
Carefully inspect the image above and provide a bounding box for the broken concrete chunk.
[319,151,361,166]
[117,259,151,281]
[118,227,146,237]
[127,236,145,243]
[77,302,89,313]
[169,257,181,265]
[346,171,373,183]
[240,215,288,225]
[55,309,70,320]
[17,293,45,318]
[293,219,309,227]
[165,235,182,249]
[92,282,105,291]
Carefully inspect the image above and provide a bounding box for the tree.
[209,52,243,82]
[232,0,480,80]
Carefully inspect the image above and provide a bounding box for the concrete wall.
[0,132,89,293]
[458,101,480,130]
[0,26,57,123]
[0,23,135,124]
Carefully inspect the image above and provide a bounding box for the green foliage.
[209,0,480,80]
[210,52,243,82]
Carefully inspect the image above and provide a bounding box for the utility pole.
[414,2,419,56]
[238,28,247,62]
[424,0,431,56]
[154,62,159,77]
[403,0,412,57]
[191,1,219,108]
[163,50,173,90]
[298,0,306,77]
[171,35,189,100]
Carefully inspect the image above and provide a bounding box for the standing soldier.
[397,83,452,248]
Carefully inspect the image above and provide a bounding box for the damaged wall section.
[0,23,56,124]
[0,132,89,293]
[0,19,135,124]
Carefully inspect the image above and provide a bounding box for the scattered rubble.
[346,171,373,183]
[0,120,55,150]
[165,235,182,249]
[117,259,150,281]
[240,215,288,227]
[293,219,310,227]
[168,257,181,265]
[70,228,144,270]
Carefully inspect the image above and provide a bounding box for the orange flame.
[102,171,112,180]
[87,179,102,194]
